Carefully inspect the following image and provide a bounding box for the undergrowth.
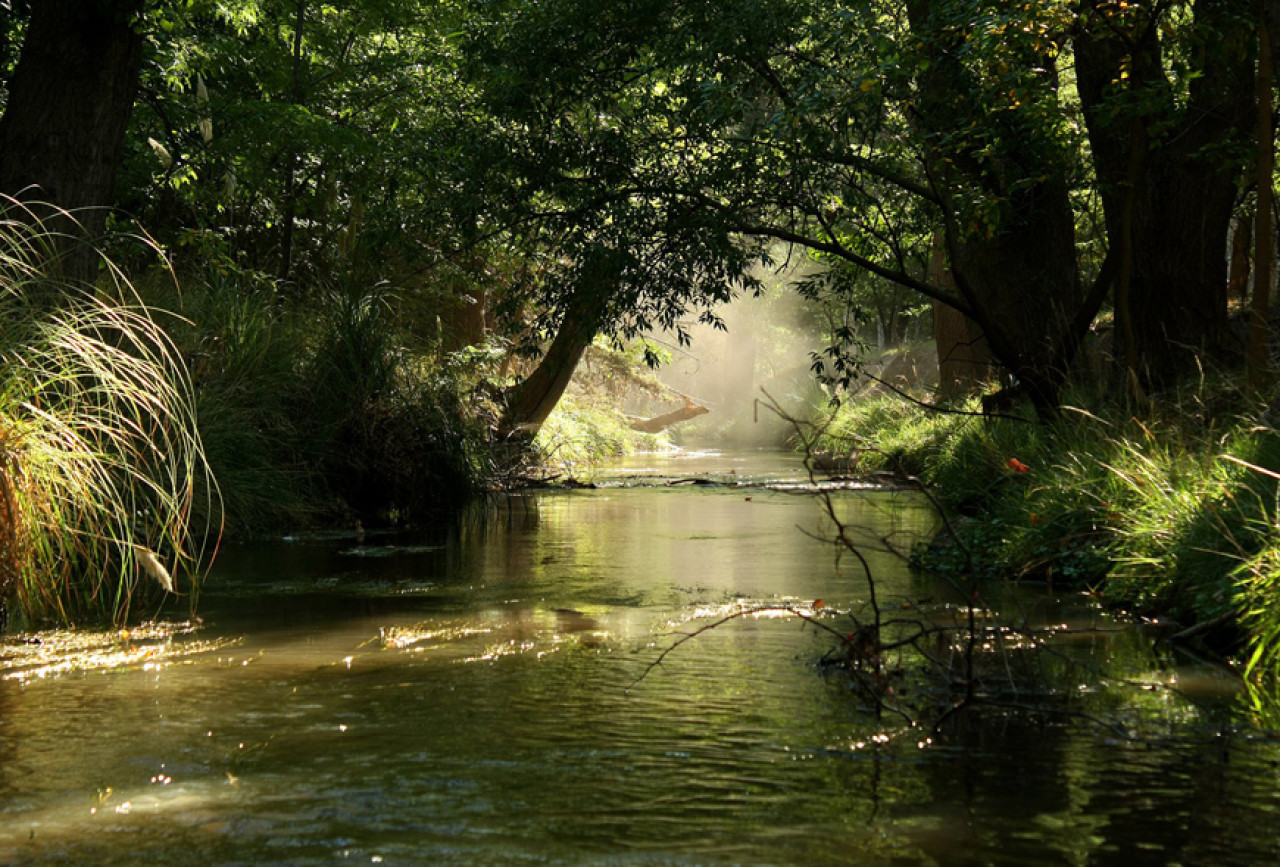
[814,386,1280,679]
[535,392,672,475]
[533,342,679,476]
[142,267,494,535]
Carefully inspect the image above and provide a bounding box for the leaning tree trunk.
[498,287,610,441]
[0,0,145,288]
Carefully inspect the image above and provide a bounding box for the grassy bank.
[536,393,672,476]
[814,388,1280,678]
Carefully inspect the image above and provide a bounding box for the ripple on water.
[5,468,1280,864]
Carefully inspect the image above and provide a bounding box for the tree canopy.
[0,0,1272,423]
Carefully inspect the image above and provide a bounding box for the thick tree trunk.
[1076,0,1254,387]
[0,0,145,286]
[946,181,1081,416]
[929,233,993,399]
[907,0,1082,416]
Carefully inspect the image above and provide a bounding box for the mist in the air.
[643,261,832,449]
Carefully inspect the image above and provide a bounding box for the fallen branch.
[626,397,710,433]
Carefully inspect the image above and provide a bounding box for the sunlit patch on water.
[766,479,895,493]
[0,620,241,683]
[379,606,613,663]
[658,597,829,629]
[379,622,494,650]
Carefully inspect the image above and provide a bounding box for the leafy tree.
[459,0,769,436]
[121,1,468,286]
[1076,0,1255,391]
[460,0,1109,416]
[463,0,1268,417]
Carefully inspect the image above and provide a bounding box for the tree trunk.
[906,0,1083,417]
[1229,215,1253,302]
[1076,0,1255,387]
[1249,4,1275,398]
[929,232,993,399]
[0,0,145,286]
[498,288,610,440]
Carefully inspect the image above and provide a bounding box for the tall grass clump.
[145,266,318,533]
[0,200,215,626]
[149,270,494,531]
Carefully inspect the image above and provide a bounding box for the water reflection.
[0,450,1276,864]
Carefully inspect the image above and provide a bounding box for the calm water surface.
[2,450,1279,865]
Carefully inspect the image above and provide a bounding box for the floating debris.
[338,544,444,558]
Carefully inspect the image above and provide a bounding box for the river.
[1,450,1279,864]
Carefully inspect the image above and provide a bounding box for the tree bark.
[1248,4,1275,398]
[1229,215,1253,303]
[0,0,145,285]
[907,0,1082,416]
[929,232,993,399]
[1076,0,1255,387]
[498,287,610,440]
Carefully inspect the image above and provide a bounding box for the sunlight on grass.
[0,197,218,625]
[815,388,1280,680]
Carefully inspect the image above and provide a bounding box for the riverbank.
[814,388,1280,678]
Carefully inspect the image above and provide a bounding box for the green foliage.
[533,342,674,472]
[306,284,488,517]
[144,266,316,533]
[122,0,473,287]
[146,266,493,533]
[536,393,670,474]
[817,386,1280,676]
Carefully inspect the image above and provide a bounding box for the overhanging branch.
[730,222,974,316]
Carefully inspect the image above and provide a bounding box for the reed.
[0,198,215,626]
